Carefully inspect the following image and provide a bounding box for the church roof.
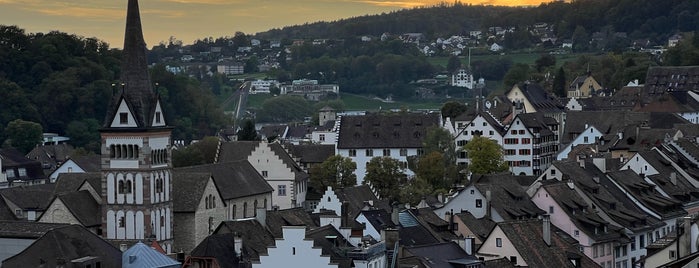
[103,0,163,129]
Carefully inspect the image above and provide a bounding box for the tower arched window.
[254,200,258,216]
[232,205,237,219]
[110,145,116,158]
[118,180,125,194]
[243,202,247,218]
[125,180,132,194]
[205,196,210,209]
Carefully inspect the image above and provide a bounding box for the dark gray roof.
[55,190,101,227]
[645,66,699,93]
[495,219,599,268]
[216,141,259,163]
[472,173,545,221]
[265,207,317,238]
[0,148,46,182]
[542,181,626,243]
[175,161,272,200]
[69,155,101,172]
[359,209,396,231]
[335,185,390,220]
[172,172,213,212]
[54,172,102,196]
[513,82,564,113]
[211,219,275,262]
[638,150,699,203]
[607,169,687,220]
[0,183,56,210]
[402,242,477,268]
[552,160,662,231]
[454,211,496,242]
[0,221,68,239]
[2,225,121,268]
[25,143,75,171]
[285,144,335,164]
[258,125,287,139]
[337,113,441,149]
[511,112,557,137]
[103,0,162,129]
[408,208,457,242]
[305,225,354,268]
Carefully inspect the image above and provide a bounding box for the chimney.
[449,209,455,232]
[255,207,267,227]
[233,232,242,257]
[485,190,492,219]
[567,180,575,190]
[341,201,349,228]
[119,244,128,252]
[381,228,399,250]
[543,215,551,246]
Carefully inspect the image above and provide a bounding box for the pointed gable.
[109,98,139,128]
[151,100,166,127]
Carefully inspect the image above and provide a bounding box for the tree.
[503,63,533,88]
[172,136,220,167]
[399,177,433,206]
[65,119,101,153]
[446,55,461,73]
[364,156,406,202]
[4,119,43,154]
[553,67,567,97]
[440,101,468,121]
[464,136,508,174]
[309,155,357,191]
[535,54,556,72]
[422,127,456,164]
[414,152,456,191]
[237,119,259,141]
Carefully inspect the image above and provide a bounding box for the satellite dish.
[485,100,492,109]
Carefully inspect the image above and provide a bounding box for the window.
[119,113,128,124]
[574,230,579,237]
[15,209,21,217]
[232,205,237,219]
[549,206,554,214]
[17,168,26,177]
[489,130,494,135]
[365,149,374,157]
[118,216,125,228]
[496,238,502,247]
[349,149,357,157]
[457,140,466,147]
[160,216,165,226]
[6,169,15,178]
[519,149,531,155]
[504,138,519,144]
[243,202,247,218]
[521,138,531,144]
[262,171,268,177]
[511,130,517,135]
[483,122,487,126]
[639,235,645,248]
[509,256,517,264]
[476,199,483,208]
[155,112,161,124]
[118,180,125,194]
[400,149,408,156]
[319,134,325,142]
[519,130,525,134]
[630,236,636,251]
[383,149,391,156]
[278,185,287,196]
[670,250,676,259]
[584,136,589,143]
[593,245,599,258]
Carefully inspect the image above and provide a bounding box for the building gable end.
[151,100,166,127]
[109,98,139,128]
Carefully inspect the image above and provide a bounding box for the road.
[224,81,249,131]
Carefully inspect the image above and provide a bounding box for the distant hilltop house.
[451,68,476,89]
[217,61,245,75]
[280,79,339,101]
[568,74,603,98]
[490,43,504,52]
[250,79,280,94]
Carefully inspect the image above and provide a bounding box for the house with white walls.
[503,113,559,176]
[453,111,506,166]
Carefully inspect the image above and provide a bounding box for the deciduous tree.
[4,119,43,154]
[309,155,357,191]
[464,136,508,174]
[364,156,406,202]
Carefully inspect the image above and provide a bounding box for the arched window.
[254,200,258,216]
[264,199,267,209]
[232,205,237,219]
[212,196,216,208]
[110,145,116,158]
[118,180,125,194]
[134,146,139,158]
[243,202,247,218]
[205,196,210,209]
[125,180,132,194]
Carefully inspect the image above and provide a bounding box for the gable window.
[549,206,554,214]
[475,199,483,208]
[278,185,287,196]
[496,238,502,247]
[262,171,268,178]
[15,209,22,217]
[119,113,128,124]
[243,202,248,218]
[348,149,357,157]
[509,256,517,264]
[155,112,162,124]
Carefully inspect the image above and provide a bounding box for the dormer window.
[119,113,128,124]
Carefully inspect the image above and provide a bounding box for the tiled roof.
[496,219,599,267]
[644,66,699,93]
[360,209,396,231]
[0,183,56,210]
[211,219,275,262]
[258,125,287,139]
[455,211,496,241]
[122,242,180,268]
[2,225,121,268]
[216,141,260,163]
[337,113,441,149]
[172,172,211,212]
[69,155,101,172]
[285,144,335,164]
[552,160,662,231]
[472,173,545,221]
[0,221,68,239]
[265,207,317,238]
[335,185,390,220]
[175,161,273,200]
[514,113,556,137]
[638,150,699,202]
[607,169,687,220]
[0,148,46,182]
[54,172,102,196]
[514,82,564,112]
[57,190,101,227]
[25,143,75,171]
[305,225,353,267]
[402,242,476,268]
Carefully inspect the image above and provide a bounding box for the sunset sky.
[0,0,552,48]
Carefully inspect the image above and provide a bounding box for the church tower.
[100,0,173,252]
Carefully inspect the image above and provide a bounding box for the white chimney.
[233,233,242,257]
[543,215,551,246]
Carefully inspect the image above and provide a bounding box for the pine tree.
[553,67,567,98]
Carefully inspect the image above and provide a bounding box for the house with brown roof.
[0,148,46,188]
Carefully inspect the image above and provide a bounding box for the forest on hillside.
[256,0,699,44]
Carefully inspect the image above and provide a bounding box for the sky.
[0,0,551,48]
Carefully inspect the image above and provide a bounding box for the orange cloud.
[34,6,123,20]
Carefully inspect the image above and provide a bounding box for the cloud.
[33,6,123,20]
[353,0,429,8]
[158,0,238,5]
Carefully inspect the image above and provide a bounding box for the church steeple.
[104,0,163,129]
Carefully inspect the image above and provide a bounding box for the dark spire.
[104,0,158,128]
